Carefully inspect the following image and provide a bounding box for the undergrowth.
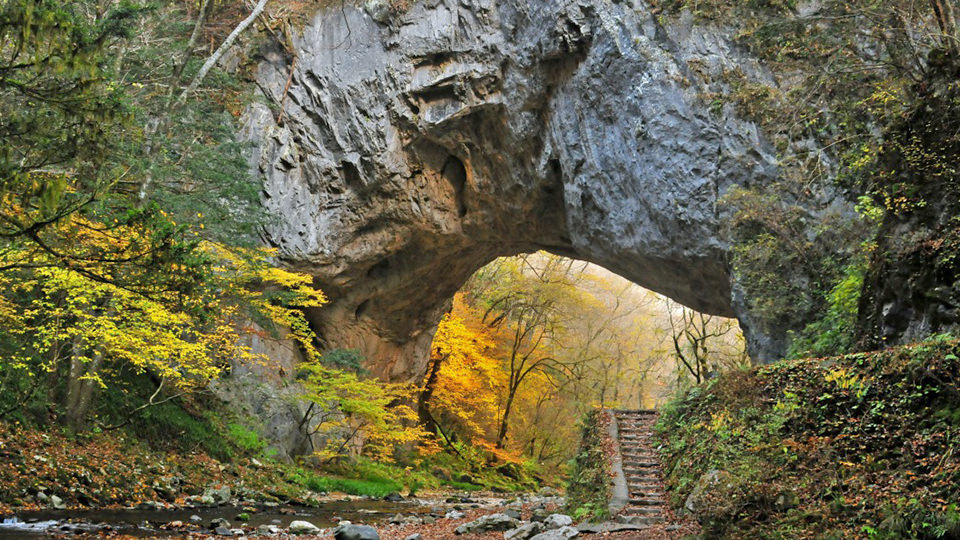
[565,409,612,522]
[656,337,960,539]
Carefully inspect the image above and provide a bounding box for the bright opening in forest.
[421,252,746,470]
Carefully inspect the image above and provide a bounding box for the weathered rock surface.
[455,513,520,534]
[244,0,786,376]
[505,521,544,540]
[333,523,379,540]
[529,525,580,540]
[542,514,574,530]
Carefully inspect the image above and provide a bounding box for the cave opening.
[417,250,746,459]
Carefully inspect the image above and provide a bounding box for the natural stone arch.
[244,0,789,380]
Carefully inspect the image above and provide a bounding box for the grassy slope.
[565,409,614,521]
[656,338,960,540]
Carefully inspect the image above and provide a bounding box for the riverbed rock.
[455,513,520,534]
[203,485,231,506]
[210,518,231,530]
[404,534,422,540]
[48,495,66,510]
[543,514,573,530]
[529,526,579,540]
[505,521,545,540]
[445,510,465,519]
[504,508,522,520]
[333,523,380,540]
[289,520,322,534]
[530,508,551,523]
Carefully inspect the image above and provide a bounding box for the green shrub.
[226,423,267,454]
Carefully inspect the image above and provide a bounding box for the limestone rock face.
[244,0,783,377]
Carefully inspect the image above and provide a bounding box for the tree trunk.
[495,389,516,449]
[417,354,445,434]
[170,0,212,91]
[63,345,102,430]
[175,0,270,106]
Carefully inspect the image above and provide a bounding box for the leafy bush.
[226,423,267,455]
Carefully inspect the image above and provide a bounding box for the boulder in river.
[334,523,380,540]
[203,485,231,506]
[289,520,322,534]
[455,513,519,534]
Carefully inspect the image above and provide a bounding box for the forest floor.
[0,419,700,539]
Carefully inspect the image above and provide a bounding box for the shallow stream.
[0,499,428,538]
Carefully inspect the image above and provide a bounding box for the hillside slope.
[657,338,960,539]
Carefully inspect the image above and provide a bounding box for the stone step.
[628,496,665,506]
[625,477,661,484]
[627,483,661,490]
[627,488,665,495]
[625,476,661,484]
[620,506,665,515]
[628,488,664,496]
[624,468,660,475]
[611,410,668,526]
[616,514,666,526]
[622,461,659,468]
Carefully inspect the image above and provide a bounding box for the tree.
[0,212,327,429]
[658,297,747,385]
[0,0,132,241]
[420,296,500,451]
[298,361,435,463]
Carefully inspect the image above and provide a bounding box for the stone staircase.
[612,409,667,526]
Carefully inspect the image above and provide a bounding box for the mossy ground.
[656,337,960,540]
[565,409,613,522]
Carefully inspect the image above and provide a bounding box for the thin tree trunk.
[496,389,516,449]
[931,0,959,54]
[170,0,212,91]
[417,354,445,434]
[175,0,270,107]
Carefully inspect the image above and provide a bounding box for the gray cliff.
[242,0,788,381]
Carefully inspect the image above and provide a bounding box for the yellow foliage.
[0,211,327,400]
[429,297,502,445]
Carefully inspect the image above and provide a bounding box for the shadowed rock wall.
[243,0,784,379]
